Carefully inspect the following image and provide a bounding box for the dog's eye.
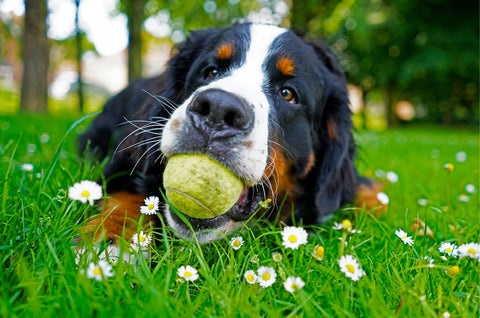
[280,87,296,104]
[205,67,220,80]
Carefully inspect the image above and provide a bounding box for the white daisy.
[230,236,244,250]
[86,260,114,281]
[271,252,283,262]
[283,276,305,293]
[68,180,103,206]
[244,270,257,284]
[132,231,152,248]
[377,192,390,205]
[465,184,477,194]
[281,226,308,250]
[395,229,414,246]
[338,255,365,281]
[417,198,429,206]
[457,194,470,202]
[443,163,454,172]
[257,266,276,288]
[312,245,325,261]
[386,171,399,183]
[438,242,459,257]
[332,219,361,233]
[140,196,160,215]
[21,163,34,172]
[177,265,199,282]
[455,151,467,163]
[457,242,480,259]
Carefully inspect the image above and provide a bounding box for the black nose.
[187,89,253,138]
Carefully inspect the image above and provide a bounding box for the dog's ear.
[305,40,358,223]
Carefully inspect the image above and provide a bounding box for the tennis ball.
[163,154,243,219]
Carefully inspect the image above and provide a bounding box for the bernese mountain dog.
[79,23,381,244]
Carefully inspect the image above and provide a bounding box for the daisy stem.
[446,173,451,210]
[339,231,347,256]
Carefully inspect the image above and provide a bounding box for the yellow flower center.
[247,274,255,282]
[446,247,452,253]
[233,240,241,247]
[346,264,355,273]
[314,246,325,257]
[93,268,102,275]
[447,265,460,276]
[341,219,353,231]
[81,190,90,197]
[139,236,146,243]
[291,283,298,290]
[467,248,476,255]
[262,272,271,281]
[184,271,192,278]
[148,203,155,210]
[288,235,297,243]
[402,236,407,239]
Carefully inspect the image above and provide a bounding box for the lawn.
[0,114,478,317]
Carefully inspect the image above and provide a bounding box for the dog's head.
[135,24,357,242]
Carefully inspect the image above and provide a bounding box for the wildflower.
[281,226,308,249]
[312,245,325,261]
[374,169,386,178]
[283,276,305,293]
[250,254,260,263]
[424,256,435,267]
[445,265,460,277]
[40,133,50,143]
[259,198,272,209]
[395,229,414,246]
[443,163,454,172]
[417,198,429,206]
[438,242,459,257]
[21,163,34,172]
[338,255,365,281]
[244,270,257,284]
[465,184,477,194]
[457,194,470,202]
[457,242,480,259]
[132,231,152,248]
[332,219,361,233]
[140,196,160,215]
[386,171,399,183]
[455,151,467,163]
[177,265,199,282]
[442,312,451,318]
[271,252,283,262]
[68,180,103,205]
[257,266,276,288]
[230,236,244,250]
[86,260,114,281]
[376,192,389,205]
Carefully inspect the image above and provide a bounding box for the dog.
[79,23,381,245]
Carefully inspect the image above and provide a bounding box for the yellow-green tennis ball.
[163,154,243,219]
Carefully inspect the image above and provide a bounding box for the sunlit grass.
[0,114,478,317]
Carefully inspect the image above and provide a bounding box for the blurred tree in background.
[291,0,479,126]
[20,0,49,113]
[0,0,478,126]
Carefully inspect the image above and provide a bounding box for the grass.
[0,113,478,317]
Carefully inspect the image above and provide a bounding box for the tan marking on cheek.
[216,43,234,60]
[326,119,339,141]
[263,143,296,199]
[302,152,315,176]
[276,57,296,76]
[244,141,253,149]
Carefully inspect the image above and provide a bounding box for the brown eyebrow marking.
[216,43,234,60]
[276,56,296,76]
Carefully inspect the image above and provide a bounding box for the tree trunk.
[20,0,49,113]
[126,0,147,83]
[75,0,84,113]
